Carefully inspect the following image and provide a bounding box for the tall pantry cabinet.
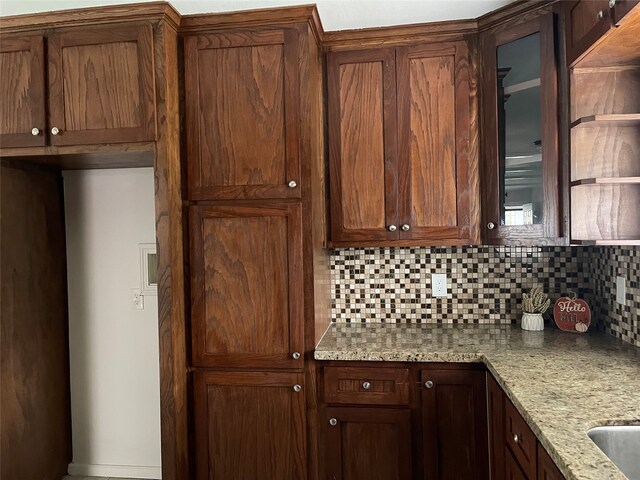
[181,8,329,480]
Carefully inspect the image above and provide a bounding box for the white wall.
[63,168,161,479]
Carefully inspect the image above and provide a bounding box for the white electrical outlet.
[132,288,144,310]
[616,276,626,305]
[432,273,448,297]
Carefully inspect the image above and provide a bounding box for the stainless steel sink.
[587,425,640,480]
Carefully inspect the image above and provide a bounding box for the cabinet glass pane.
[497,33,543,226]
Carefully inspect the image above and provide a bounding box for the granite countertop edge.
[314,323,640,480]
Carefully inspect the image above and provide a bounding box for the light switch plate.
[616,276,626,305]
[432,273,448,297]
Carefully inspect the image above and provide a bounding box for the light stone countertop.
[314,323,640,480]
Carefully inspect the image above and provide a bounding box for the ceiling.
[0,0,515,31]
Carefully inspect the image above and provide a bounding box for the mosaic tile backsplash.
[329,246,639,347]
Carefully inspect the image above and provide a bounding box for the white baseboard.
[68,462,161,479]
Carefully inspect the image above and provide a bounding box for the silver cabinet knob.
[597,10,604,19]
[362,381,371,390]
[329,418,338,426]
[51,127,60,135]
[401,224,410,232]
[487,222,496,230]
[292,352,301,360]
[513,434,520,444]
[388,224,397,232]
[293,384,302,392]
[288,180,297,188]
[31,127,40,136]
[425,380,434,389]
[609,0,616,8]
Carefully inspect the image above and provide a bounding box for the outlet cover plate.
[432,273,448,297]
[616,276,626,305]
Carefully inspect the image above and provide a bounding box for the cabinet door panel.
[505,447,529,480]
[0,36,46,148]
[421,369,489,480]
[328,48,399,242]
[565,0,612,64]
[323,407,412,480]
[48,25,155,146]
[488,374,506,480]
[185,29,300,200]
[537,443,564,480]
[397,42,475,242]
[194,371,306,480]
[190,203,303,368]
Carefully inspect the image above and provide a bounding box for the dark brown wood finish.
[488,373,506,480]
[537,444,564,480]
[505,399,537,479]
[613,0,640,24]
[323,366,410,405]
[194,370,307,480]
[190,203,304,369]
[47,24,156,146]
[0,165,71,480]
[327,47,399,242]
[481,10,562,244]
[421,369,489,480]
[505,447,529,480]
[564,0,613,65]
[0,35,46,148]
[322,406,413,480]
[185,28,302,200]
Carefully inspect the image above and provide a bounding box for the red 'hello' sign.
[553,296,591,333]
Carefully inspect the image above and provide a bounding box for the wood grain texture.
[505,398,537,480]
[571,69,640,121]
[571,126,640,180]
[537,443,564,480]
[194,370,306,480]
[564,0,612,65]
[421,369,489,480]
[48,24,156,146]
[505,447,529,480]
[323,367,410,405]
[571,184,640,240]
[323,407,413,480]
[488,374,506,480]
[0,35,46,148]
[185,28,301,200]
[327,48,398,243]
[190,203,304,369]
[613,0,640,24]
[1,165,71,480]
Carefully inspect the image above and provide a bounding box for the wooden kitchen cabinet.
[537,444,564,480]
[0,24,155,148]
[0,35,46,148]
[481,11,562,244]
[322,407,413,480]
[189,203,304,369]
[327,40,479,247]
[421,369,489,480]
[193,370,307,480]
[184,28,302,201]
[488,373,506,480]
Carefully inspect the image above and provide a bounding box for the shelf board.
[571,239,640,246]
[570,177,640,187]
[570,114,640,129]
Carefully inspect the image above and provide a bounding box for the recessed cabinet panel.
[0,36,46,148]
[185,29,301,200]
[48,25,155,146]
[190,203,303,368]
[194,371,306,480]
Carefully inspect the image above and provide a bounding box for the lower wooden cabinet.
[193,370,306,480]
[322,407,413,480]
[421,369,489,480]
[537,444,564,480]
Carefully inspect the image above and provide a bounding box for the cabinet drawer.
[323,367,410,405]
[505,400,537,479]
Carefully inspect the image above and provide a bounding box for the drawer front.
[323,367,410,405]
[505,447,530,480]
[505,400,537,479]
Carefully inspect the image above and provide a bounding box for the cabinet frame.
[481,12,561,243]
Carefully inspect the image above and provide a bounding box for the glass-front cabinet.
[481,11,562,244]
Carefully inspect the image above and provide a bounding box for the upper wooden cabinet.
[189,202,304,369]
[327,41,479,247]
[565,0,640,65]
[184,28,302,201]
[0,36,46,148]
[0,24,156,148]
[481,12,562,244]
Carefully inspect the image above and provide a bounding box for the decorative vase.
[521,312,544,331]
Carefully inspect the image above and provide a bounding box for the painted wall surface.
[63,168,161,479]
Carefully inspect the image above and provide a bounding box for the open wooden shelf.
[571,239,640,246]
[570,113,640,129]
[570,177,640,187]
